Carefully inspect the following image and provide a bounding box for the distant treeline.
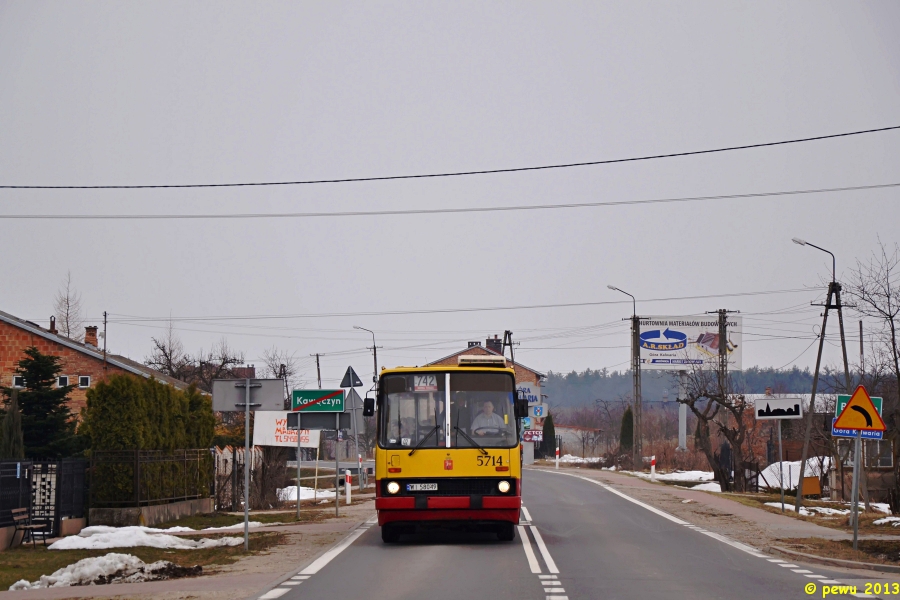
[543,366,815,408]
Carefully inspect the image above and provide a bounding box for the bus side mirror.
[514,391,528,419]
[363,397,375,417]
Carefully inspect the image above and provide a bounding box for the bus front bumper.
[375,496,520,525]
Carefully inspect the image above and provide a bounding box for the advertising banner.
[252,411,322,448]
[638,316,742,371]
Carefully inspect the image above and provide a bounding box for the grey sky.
[2,2,899,387]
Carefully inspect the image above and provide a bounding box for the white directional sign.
[754,398,803,421]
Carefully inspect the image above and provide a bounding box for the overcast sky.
[2,2,899,388]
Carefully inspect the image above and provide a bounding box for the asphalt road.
[257,468,897,600]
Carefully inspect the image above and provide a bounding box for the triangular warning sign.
[833,385,886,431]
[340,366,364,388]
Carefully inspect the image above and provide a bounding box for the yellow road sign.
[833,385,886,432]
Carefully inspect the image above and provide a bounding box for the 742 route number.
[476,455,504,467]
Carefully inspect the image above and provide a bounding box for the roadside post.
[650,456,656,482]
[345,469,352,504]
[555,441,559,470]
[212,378,285,551]
[831,386,886,550]
[754,395,803,512]
[296,410,302,519]
[341,368,365,493]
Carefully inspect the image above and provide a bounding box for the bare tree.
[54,271,85,341]
[192,338,246,392]
[259,346,306,395]
[145,321,192,381]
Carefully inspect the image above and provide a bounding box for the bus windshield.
[380,371,516,449]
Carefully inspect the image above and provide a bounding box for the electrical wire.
[3,125,898,190]
[3,182,898,220]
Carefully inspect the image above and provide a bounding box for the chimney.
[84,326,99,347]
[49,316,58,335]
[486,334,503,354]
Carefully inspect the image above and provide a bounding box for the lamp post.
[791,238,853,540]
[608,285,642,471]
[353,326,378,490]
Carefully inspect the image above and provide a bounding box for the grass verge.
[0,532,285,591]
[724,493,893,533]
[777,537,900,565]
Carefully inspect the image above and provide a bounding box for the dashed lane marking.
[530,525,560,574]
[522,506,534,522]
[258,590,289,599]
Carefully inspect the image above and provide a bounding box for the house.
[426,336,545,387]
[0,309,191,414]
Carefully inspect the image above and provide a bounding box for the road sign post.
[831,386,886,550]
[754,397,803,513]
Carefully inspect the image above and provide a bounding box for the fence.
[213,446,263,512]
[0,461,32,529]
[90,449,214,508]
[32,459,88,537]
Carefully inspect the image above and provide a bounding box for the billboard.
[638,316,742,371]
[252,411,321,448]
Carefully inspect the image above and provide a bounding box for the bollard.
[555,444,559,470]
[650,455,656,482]
[345,469,352,504]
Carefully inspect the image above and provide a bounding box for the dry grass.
[723,492,896,533]
[0,532,285,590]
[776,537,900,565]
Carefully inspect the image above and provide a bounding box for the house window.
[57,376,69,388]
[12,375,24,388]
[78,376,91,389]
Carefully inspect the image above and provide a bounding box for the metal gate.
[31,459,87,538]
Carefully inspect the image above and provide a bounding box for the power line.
[3,182,898,220]
[107,287,813,322]
[4,125,898,190]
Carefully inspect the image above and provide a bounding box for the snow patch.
[49,527,243,551]
[763,502,850,516]
[9,553,201,589]
[758,457,831,491]
[556,454,602,464]
[634,470,715,482]
[277,486,337,502]
[874,516,900,526]
[691,482,722,492]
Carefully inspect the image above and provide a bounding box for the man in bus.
[471,400,505,435]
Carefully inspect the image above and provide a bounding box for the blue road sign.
[832,418,884,439]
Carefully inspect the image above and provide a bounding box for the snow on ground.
[633,470,715,482]
[49,527,243,551]
[557,454,602,464]
[872,503,892,514]
[875,516,900,526]
[277,486,338,502]
[763,502,850,516]
[690,482,722,492]
[758,457,831,491]
[79,522,269,536]
[9,553,200,589]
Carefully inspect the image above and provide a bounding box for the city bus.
[364,355,527,543]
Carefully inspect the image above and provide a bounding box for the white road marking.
[805,575,826,579]
[522,506,534,522]
[518,525,542,573]
[546,596,569,600]
[300,526,368,575]
[767,559,785,563]
[258,590,290,599]
[282,581,300,585]
[545,588,566,593]
[539,575,558,580]
[821,580,843,584]
[778,564,799,568]
[791,569,813,573]
[530,526,560,574]
[291,576,310,580]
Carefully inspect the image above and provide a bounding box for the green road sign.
[292,389,345,412]
[836,394,882,417]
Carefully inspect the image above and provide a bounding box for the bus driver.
[471,400,505,435]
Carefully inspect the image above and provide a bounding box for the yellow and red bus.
[365,356,527,543]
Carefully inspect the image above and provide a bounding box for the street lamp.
[608,285,641,471]
[353,326,378,385]
[791,237,852,526]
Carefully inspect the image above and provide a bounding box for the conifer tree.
[541,411,556,457]
[619,405,634,452]
[0,390,25,459]
[1,347,76,458]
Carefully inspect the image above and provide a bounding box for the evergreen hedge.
[82,375,215,506]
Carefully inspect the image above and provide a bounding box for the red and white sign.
[523,430,543,443]
[252,411,321,448]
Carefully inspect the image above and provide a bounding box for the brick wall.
[0,319,127,414]
[427,346,541,385]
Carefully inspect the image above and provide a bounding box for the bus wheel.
[497,523,515,542]
[381,524,400,543]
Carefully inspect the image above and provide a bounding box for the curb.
[768,545,900,575]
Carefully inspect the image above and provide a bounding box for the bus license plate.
[407,483,438,492]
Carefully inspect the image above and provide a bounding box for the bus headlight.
[498,480,511,494]
[386,481,400,495]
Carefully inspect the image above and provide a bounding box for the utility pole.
[608,285,641,470]
[315,354,322,389]
[860,320,864,368]
[793,238,852,514]
[102,311,108,371]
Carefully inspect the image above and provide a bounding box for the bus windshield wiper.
[454,426,489,455]
[408,425,441,456]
